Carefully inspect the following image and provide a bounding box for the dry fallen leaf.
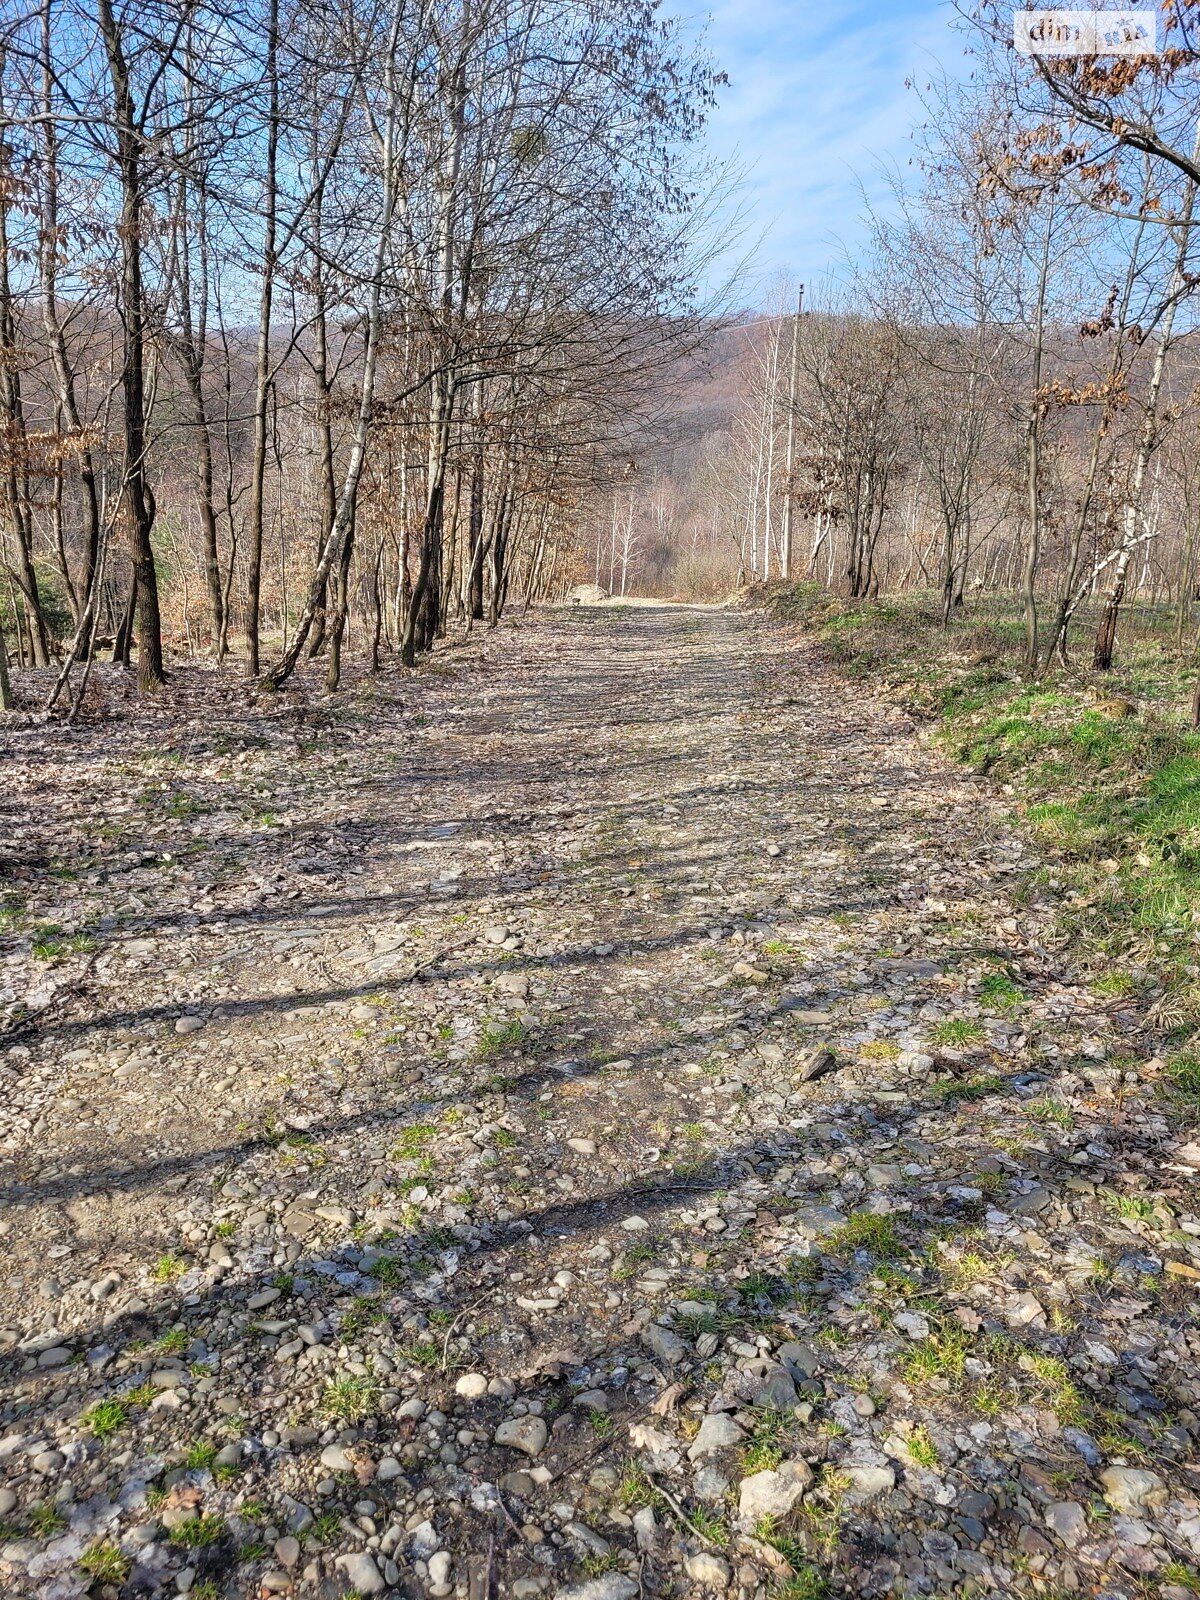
[519,1348,583,1379]
[650,1382,686,1416]
[629,1423,677,1454]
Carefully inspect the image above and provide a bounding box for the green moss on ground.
[764,584,1200,1032]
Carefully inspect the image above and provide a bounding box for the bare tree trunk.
[244,0,279,677]
[1021,193,1055,675]
[779,284,803,580]
[39,0,100,631]
[307,126,337,659]
[0,76,49,668]
[1095,141,1197,670]
[369,543,384,670]
[262,0,405,690]
[0,615,11,708]
[171,164,225,655]
[325,501,356,692]
[97,0,165,691]
[467,380,485,619]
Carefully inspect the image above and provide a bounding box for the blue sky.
[697,0,970,299]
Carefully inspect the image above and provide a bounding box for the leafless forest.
[0,0,727,707]
[582,12,1200,683]
[5,4,1200,697]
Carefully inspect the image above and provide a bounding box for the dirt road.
[1,605,1194,1599]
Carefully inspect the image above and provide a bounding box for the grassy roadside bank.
[757,582,1200,1110]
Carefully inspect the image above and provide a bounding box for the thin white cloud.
[699,0,966,295]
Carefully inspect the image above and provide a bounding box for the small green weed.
[475,1019,526,1059]
[321,1375,380,1422]
[930,1018,986,1046]
[79,1543,130,1584]
[827,1213,902,1259]
[168,1513,224,1549]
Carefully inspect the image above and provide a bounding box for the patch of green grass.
[311,1510,344,1542]
[1092,969,1138,997]
[742,1410,795,1472]
[168,1513,225,1549]
[0,894,26,934]
[617,1465,657,1508]
[185,1440,218,1471]
[740,1270,792,1304]
[581,1550,623,1577]
[937,1245,1013,1287]
[978,973,1025,1011]
[367,1255,405,1288]
[972,1169,1006,1195]
[859,1038,900,1061]
[612,1235,661,1279]
[1102,1190,1159,1222]
[30,924,64,959]
[28,1503,67,1538]
[935,1072,1005,1105]
[776,1566,831,1600]
[396,1339,442,1370]
[779,589,1200,1025]
[906,1426,939,1468]
[753,1516,830,1596]
[152,1253,186,1282]
[1165,1051,1200,1110]
[79,1542,130,1584]
[475,1019,526,1059]
[340,1295,387,1339]
[1027,1096,1075,1130]
[972,1380,1006,1417]
[391,1123,437,1160]
[902,1320,972,1389]
[827,1213,902,1260]
[1024,1353,1087,1425]
[688,1505,730,1548]
[930,1018,987,1046]
[81,1399,129,1440]
[321,1375,380,1422]
[815,1324,851,1349]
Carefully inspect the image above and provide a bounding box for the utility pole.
[779,283,804,580]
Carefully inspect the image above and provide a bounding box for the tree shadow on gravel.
[8,881,890,1056]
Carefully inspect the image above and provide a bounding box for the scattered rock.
[1044,1502,1087,1547]
[495,1416,549,1458]
[737,1461,813,1525]
[334,1551,386,1595]
[685,1553,731,1588]
[1100,1467,1167,1514]
[688,1414,745,1460]
[555,1577,637,1600]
